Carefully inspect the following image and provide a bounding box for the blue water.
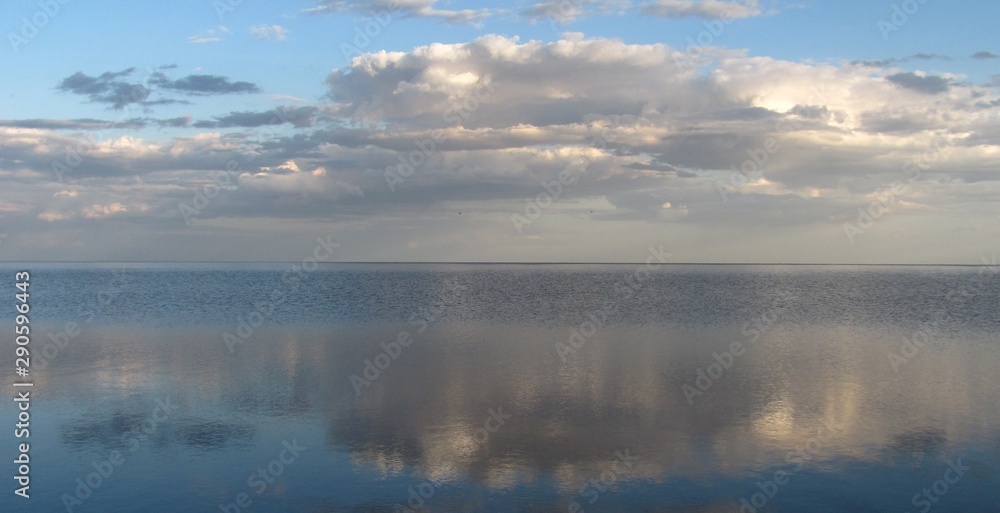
[2,264,999,512]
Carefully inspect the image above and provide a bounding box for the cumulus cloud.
[6,34,999,262]
[315,34,999,199]
[239,160,364,200]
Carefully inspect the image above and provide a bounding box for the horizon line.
[0,261,991,267]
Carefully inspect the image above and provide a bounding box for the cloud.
[57,67,259,110]
[910,53,949,61]
[640,0,762,19]
[188,26,229,44]
[188,35,221,44]
[7,34,999,263]
[520,0,629,23]
[239,160,364,200]
[972,51,998,59]
[852,54,952,68]
[306,0,494,25]
[150,74,261,95]
[56,68,163,110]
[250,24,289,41]
[0,118,146,130]
[82,202,130,219]
[193,107,319,128]
[158,116,193,128]
[885,72,950,94]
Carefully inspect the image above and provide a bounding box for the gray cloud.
[306,0,493,25]
[0,118,146,130]
[56,68,260,110]
[972,51,998,59]
[852,54,951,68]
[885,72,950,94]
[149,73,260,95]
[193,107,319,129]
[910,53,950,61]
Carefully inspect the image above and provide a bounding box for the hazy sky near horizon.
[0,0,997,263]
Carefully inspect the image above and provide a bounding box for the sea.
[2,263,999,512]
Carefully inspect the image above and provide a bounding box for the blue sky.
[1,0,998,262]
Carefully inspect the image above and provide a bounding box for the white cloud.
[250,24,289,41]
[187,26,229,43]
[82,202,130,219]
[239,161,364,200]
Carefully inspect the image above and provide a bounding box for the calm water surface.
[2,264,999,512]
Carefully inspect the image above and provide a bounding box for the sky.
[0,0,997,263]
